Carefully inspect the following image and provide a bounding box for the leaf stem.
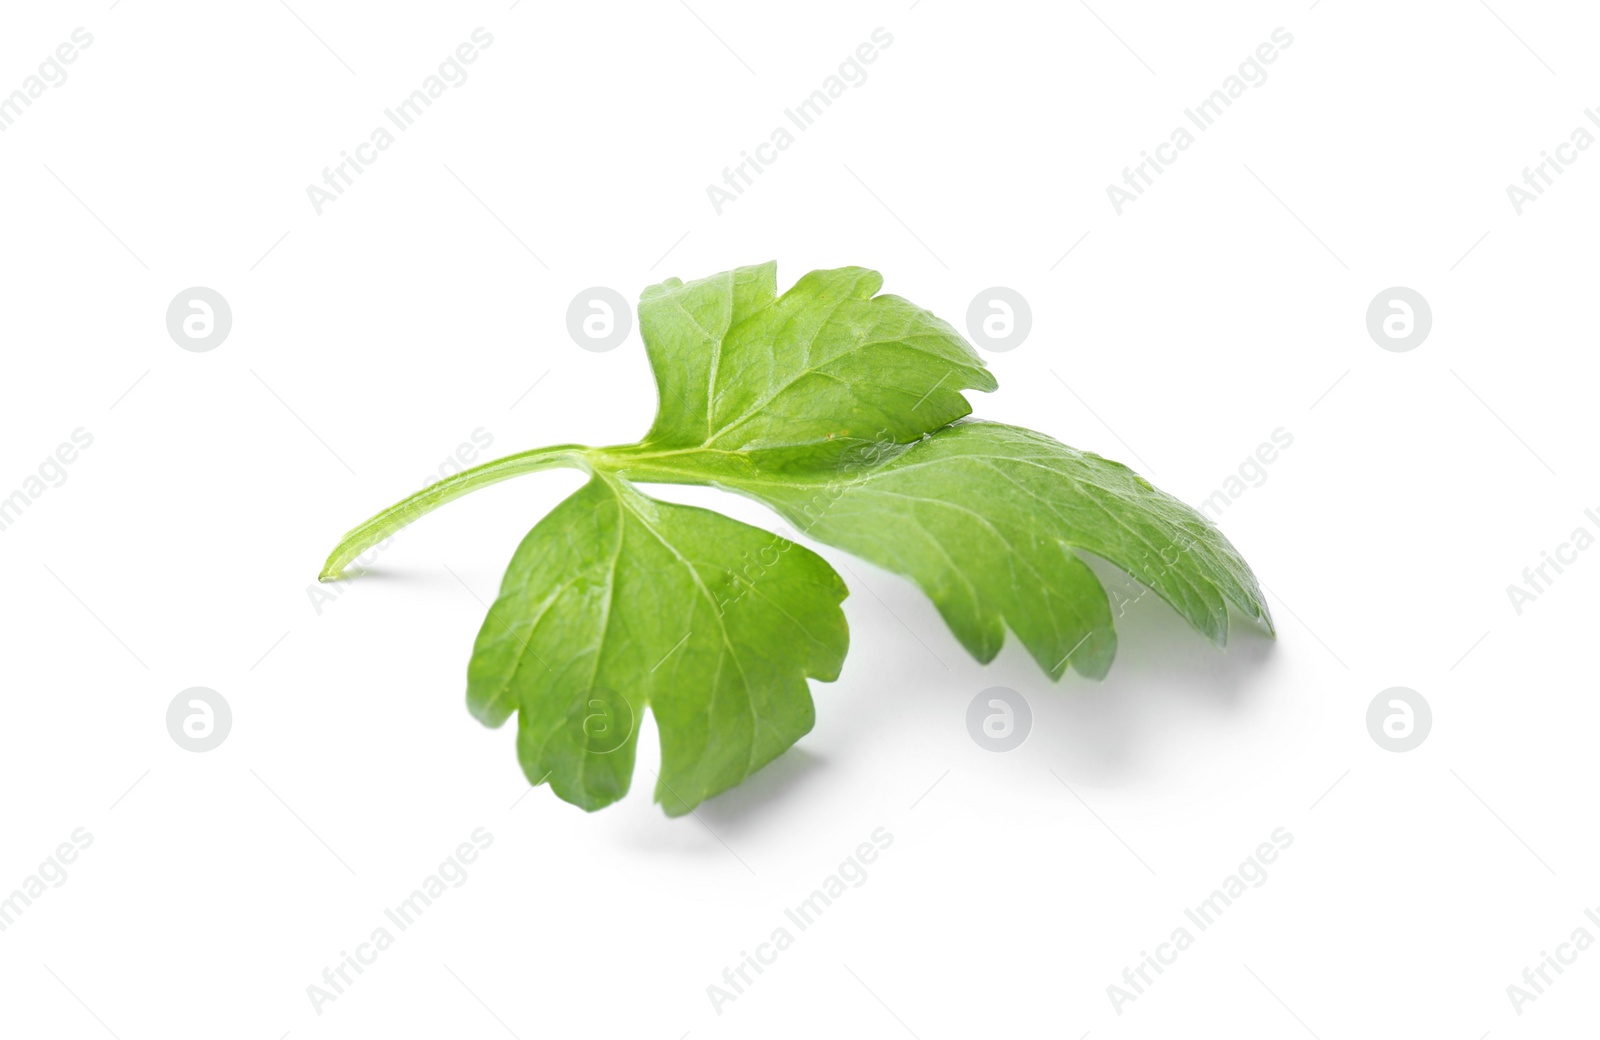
[318,444,591,580]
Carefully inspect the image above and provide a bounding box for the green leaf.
[465,474,848,815]
[637,262,996,469]
[705,421,1273,680]
[318,262,1276,816]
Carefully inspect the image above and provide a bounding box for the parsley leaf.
[708,420,1273,680]
[465,474,847,815]
[320,263,1272,815]
[637,262,996,469]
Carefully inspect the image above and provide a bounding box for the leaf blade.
[639,263,996,468]
[467,475,849,814]
[702,420,1271,680]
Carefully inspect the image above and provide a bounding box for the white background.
[1,1,1596,1037]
